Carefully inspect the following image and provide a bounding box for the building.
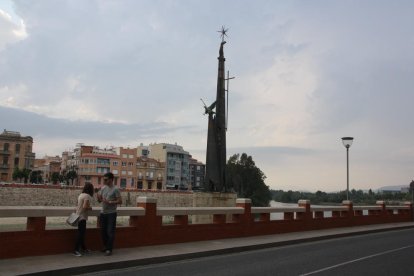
[77,145,118,188]
[189,157,205,191]
[0,129,35,182]
[33,155,62,184]
[136,156,165,190]
[144,143,190,190]
[114,147,137,189]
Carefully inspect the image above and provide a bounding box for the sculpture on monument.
[203,27,234,192]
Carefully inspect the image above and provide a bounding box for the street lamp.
[341,137,354,200]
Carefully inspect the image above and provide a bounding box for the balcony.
[25,153,35,158]
[0,150,10,155]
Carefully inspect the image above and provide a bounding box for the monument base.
[192,192,237,224]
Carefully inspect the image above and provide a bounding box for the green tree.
[12,167,24,182]
[227,153,272,206]
[30,170,43,184]
[66,170,78,185]
[51,172,61,184]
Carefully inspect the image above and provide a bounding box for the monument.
[203,27,234,192]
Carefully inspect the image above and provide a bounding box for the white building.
[143,143,190,190]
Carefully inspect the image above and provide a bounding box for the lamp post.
[341,137,354,200]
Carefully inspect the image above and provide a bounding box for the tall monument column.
[204,27,230,192]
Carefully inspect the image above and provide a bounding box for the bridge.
[0,197,413,274]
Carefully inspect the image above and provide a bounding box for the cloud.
[1,1,414,191]
[0,8,27,51]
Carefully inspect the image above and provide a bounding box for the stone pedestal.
[192,192,237,224]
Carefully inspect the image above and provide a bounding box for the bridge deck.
[1,221,414,276]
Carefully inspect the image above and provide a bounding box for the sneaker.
[73,251,83,257]
[104,250,112,256]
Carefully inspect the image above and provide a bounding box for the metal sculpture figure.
[203,27,234,192]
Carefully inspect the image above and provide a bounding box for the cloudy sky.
[1,0,413,192]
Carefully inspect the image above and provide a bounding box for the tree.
[12,167,24,183]
[66,170,78,185]
[30,170,43,184]
[51,172,61,184]
[227,153,272,206]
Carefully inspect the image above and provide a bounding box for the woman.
[74,183,94,257]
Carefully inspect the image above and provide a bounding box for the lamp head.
[341,137,354,149]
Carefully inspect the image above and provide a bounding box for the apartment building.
[33,155,62,184]
[189,157,205,191]
[136,156,164,190]
[114,147,137,189]
[144,143,190,190]
[77,145,118,188]
[0,129,35,182]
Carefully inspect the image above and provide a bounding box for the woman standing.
[74,183,94,257]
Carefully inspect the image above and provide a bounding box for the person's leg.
[106,212,117,253]
[100,213,108,250]
[75,221,82,252]
[78,220,87,251]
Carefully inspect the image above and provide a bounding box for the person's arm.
[96,189,103,203]
[107,191,122,205]
[82,199,92,211]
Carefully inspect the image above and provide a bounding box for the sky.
[1,0,413,192]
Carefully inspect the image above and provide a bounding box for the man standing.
[97,172,122,256]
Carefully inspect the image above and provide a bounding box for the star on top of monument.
[218,26,229,42]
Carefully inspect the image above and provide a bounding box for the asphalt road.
[84,228,414,276]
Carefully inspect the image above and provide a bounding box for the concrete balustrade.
[0,197,412,259]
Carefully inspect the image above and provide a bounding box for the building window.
[137,181,143,189]
[3,143,9,151]
[112,169,118,174]
[122,154,127,158]
[128,171,132,176]
[14,157,19,166]
[113,161,119,166]
[121,170,126,175]
[120,178,126,188]
[15,144,20,153]
[122,162,126,167]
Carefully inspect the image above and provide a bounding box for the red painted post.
[297,200,311,220]
[376,201,386,218]
[402,202,413,218]
[235,198,252,234]
[342,200,354,218]
[137,196,161,228]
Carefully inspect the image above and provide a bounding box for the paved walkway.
[2,222,414,276]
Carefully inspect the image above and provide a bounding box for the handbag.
[66,212,80,227]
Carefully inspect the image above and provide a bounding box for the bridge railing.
[0,197,412,259]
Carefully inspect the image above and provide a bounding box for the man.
[97,172,122,256]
